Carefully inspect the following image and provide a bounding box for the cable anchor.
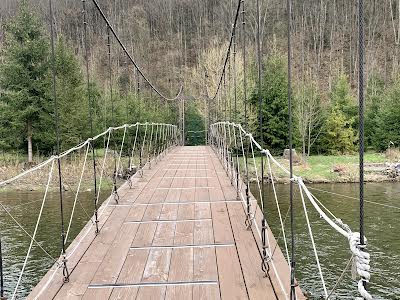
[62,255,70,283]
[261,219,271,277]
[112,170,119,204]
[244,184,253,229]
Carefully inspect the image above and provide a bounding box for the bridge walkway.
[29,146,304,300]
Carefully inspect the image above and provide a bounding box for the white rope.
[65,143,90,243]
[96,131,111,205]
[129,125,139,169]
[116,125,127,175]
[266,153,290,264]
[147,123,155,163]
[210,123,289,300]
[298,181,328,298]
[211,122,373,300]
[0,123,177,187]
[349,233,372,300]
[250,138,263,211]
[12,160,55,300]
[31,123,177,300]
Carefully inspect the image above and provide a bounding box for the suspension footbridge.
[0,0,375,298]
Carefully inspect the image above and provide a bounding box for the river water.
[0,183,398,299]
[254,182,400,300]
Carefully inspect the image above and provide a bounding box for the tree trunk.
[27,120,33,163]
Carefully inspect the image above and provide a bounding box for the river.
[254,182,400,299]
[0,183,399,299]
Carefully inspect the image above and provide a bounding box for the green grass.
[237,152,387,183]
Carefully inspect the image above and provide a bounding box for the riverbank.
[1,151,400,190]
[0,150,127,191]
[241,152,400,184]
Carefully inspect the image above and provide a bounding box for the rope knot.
[349,232,372,300]
[260,149,270,156]
[290,175,299,182]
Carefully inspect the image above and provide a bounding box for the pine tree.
[0,0,51,162]
[319,73,357,154]
[249,54,289,154]
[365,75,384,148]
[374,77,400,150]
[55,37,88,149]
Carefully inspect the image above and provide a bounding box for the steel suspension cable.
[233,30,238,123]
[107,26,119,204]
[255,0,269,277]
[287,0,296,297]
[90,0,183,101]
[358,0,370,298]
[242,0,248,129]
[49,0,69,283]
[210,0,242,100]
[0,235,3,300]
[82,0,100,235]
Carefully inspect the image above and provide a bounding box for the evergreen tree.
[330,73,357,124]
[365,75,384,148]
[322,108,357,154]
[0,0,51,162]
[249,55,289,154]
[374,77,400,150]
[319,73,357,154]
[55,38,89,149]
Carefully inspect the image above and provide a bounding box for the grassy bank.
[0,149,138,191]
[239,152,397,183]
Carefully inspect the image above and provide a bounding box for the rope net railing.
[209,121,372,300]
[0,122,178,299]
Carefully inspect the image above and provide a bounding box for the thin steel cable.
[241,0,248,128]
[255,0,270,276]
[286,0,296,297]
[233,30,237,123]
[49,0,69,282]
[107,26,119,203]
[358,0,366,256]
[82,0,99,234]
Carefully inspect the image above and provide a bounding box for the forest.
[1,0,400,162]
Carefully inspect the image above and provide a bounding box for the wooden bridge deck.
[29,146,304,300]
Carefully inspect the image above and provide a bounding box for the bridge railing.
[0,122,178,299]
[209,121,372,300]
